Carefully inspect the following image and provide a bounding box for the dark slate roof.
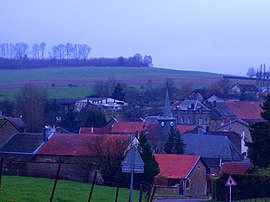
[237,84,258,92]
[214,102,235,118]
[181,133,243,161]
[163,89,173,118]
[216,119,249,130]
[176,100,210,111]
[202,157,222,168]
[0,133,43,153]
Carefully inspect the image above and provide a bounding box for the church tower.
[157,89,176,136]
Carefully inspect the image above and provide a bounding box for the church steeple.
[163,89,173,118]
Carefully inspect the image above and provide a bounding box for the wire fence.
[0,157,157,202]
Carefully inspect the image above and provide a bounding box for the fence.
[0,157,157,202]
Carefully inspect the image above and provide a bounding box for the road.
[155,198,210,202]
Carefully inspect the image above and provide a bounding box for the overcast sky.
[1,0,270,75]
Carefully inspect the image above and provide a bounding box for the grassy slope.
[0,175,139,202]
[0,66,222,100]
[0,66,221,84]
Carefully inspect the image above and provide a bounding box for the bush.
[212,174,270,201]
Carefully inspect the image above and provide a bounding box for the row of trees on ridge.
[0,42,153,68]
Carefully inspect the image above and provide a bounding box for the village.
[0,75,269,201]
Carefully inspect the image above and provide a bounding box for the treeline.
[0,42,153,69]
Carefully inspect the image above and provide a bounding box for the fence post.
[114,180,120,202]
[139,184,143,202]
[150,184,157,202]
[88,170,97,202]
[0,157,4,188]
[50,163,62,202]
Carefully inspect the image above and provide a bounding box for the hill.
[0,66,222,100]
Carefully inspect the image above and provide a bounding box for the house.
[111,122,146,134]
[0,117,21,149]
[186,89,211,102]
[6,117,25,133]
[216,119,251,142]
[206,101,235,131]
[181,133,243,161]
[75,97,128,112]
[154,154,208,196]
[172,100,211,128]
[205,131,247,156]
[221,161,253,175]
[79,127,111,134]
[229,83,258,95]
[47,98,81,112]
[33,134,130,182]
[224,101,263,124]
[176,125,197,134]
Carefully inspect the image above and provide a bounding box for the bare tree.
[15,43,29,59]
[39,42,46,59]
[31,43,40,59]
[16,84,47,132]
[247,67,256,78]
[65,42,73,59]
[78,44,91,60]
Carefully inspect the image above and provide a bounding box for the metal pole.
[129,147,135,202]
[229,186,232,202]
[0,157,4,188]
[50,163,62,202]
[88,170,97,202]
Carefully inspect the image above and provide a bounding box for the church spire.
[163,89,173,118]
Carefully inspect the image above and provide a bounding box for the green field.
[0,66,221,84]
[0,175,140,202]
[0,66,222,100]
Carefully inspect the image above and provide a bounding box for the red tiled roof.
[37,134,129,156]
[111,122,146,134]
[221,161,253,175]
[225,101,263,120]
[176,125,197,133]
[154,154,201,179]
[79,127,111,134]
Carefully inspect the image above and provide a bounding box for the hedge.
[212,174,270,201]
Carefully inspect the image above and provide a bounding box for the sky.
[1,0,270,75]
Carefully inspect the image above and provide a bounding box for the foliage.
[260,94,270,121]
[247,122,270,168]
[247,94,270,168]
[112,83,125,101]
[89,136,128,185]
[15,84,47,132]
[77,107,107,128]
[212,174,270,201]
[0,175,139,202]
[247,67,256,78]
[0,100,15,116]
[164,128,185,154]
[136,132,159,186]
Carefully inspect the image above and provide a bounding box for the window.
[187,117,190,124]
[181,117,185,124]
[185,178,190,189]
[198,117,202,124]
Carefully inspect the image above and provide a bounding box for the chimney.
[91,126,94,133]
[43,126,49,142]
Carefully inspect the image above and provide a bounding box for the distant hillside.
[0,66,222,100]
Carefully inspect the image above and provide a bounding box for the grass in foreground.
[0,175,139,202]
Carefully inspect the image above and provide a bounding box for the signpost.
[225,175,237,202]
[122,139,144,202]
